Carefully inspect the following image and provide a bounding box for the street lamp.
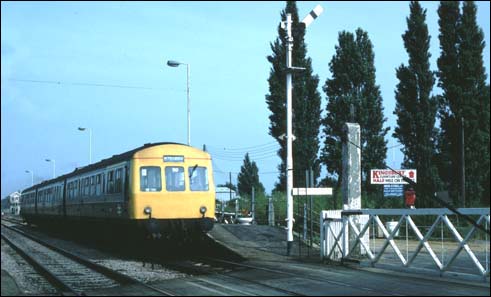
[45,159,56,178]
[167,60,190,146]
[25,170,33,186]
[78,127,92,164]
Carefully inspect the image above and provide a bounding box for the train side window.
[85,178,90,196]
[102,174,106,194]
[189,166,209,191]
[90,176,96,196]
[140,166,162,192]
[96,174,102,196]
[115,169,122,193]
[165,167,185,192]
[71,182,75,199]
[108,171,115,193]
[75,180,79,198]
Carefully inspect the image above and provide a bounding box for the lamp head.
[167,60,181,67]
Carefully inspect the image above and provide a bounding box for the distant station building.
[215,186,237,201]
[1,191,21,215]
[8,191,21,215]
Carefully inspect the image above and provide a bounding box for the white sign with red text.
[370,169,417,184]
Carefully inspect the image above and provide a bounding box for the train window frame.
[189,166,209,191]
[165,166,185,192]
[140,166,162,192]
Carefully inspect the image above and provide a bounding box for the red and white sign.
[370,169,417,184]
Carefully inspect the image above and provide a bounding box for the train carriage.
[20,142,215,239]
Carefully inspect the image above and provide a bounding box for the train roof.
[21,142,188,193]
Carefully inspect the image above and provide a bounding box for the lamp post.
[167,60,190,146]
[282,5,323,256]
[45,159,56,178]
[25,170,33,186]
[78,127,92,164]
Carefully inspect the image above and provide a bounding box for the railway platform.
[208,223,318,261]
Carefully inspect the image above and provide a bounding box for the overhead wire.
[6,78,182,92]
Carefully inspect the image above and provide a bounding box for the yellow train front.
[20,142,215,240]
[130,143,215,238]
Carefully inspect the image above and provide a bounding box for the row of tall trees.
[265,1,389,206]
[393,1,441,208]
[436,1,489,207]
[261,1,489,208]
[395,1,489,207]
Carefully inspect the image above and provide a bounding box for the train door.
[123,164,130,217]
[62,180,67,218]
[34,188,38,216]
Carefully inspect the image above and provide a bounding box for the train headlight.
[199,206,207,215]
[144,206,152,215]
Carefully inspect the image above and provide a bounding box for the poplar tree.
[237,153,265,197]
[266,1,322,192]
[436,1,461,205]
[321,28,389,200]
[437,1,489,206]
[393,1,441,208]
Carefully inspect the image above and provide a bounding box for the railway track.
[1,222,176,296]
[173,256,407,296]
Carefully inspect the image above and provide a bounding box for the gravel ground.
[1,241,57,295]
[1,225,188,295]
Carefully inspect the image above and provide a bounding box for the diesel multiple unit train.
[20,143,215,239]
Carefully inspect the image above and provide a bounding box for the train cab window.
[165,167,185,192]
[140,166,161,192]
[189,166,209,191]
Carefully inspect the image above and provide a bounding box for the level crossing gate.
[320,208,490,280]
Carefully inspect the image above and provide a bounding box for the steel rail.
[1,223,176,296]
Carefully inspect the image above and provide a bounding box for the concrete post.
[342,122,361,257]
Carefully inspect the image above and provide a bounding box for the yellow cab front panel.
[128,144,215,221]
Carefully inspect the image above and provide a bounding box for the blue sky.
[1,1,490,198]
